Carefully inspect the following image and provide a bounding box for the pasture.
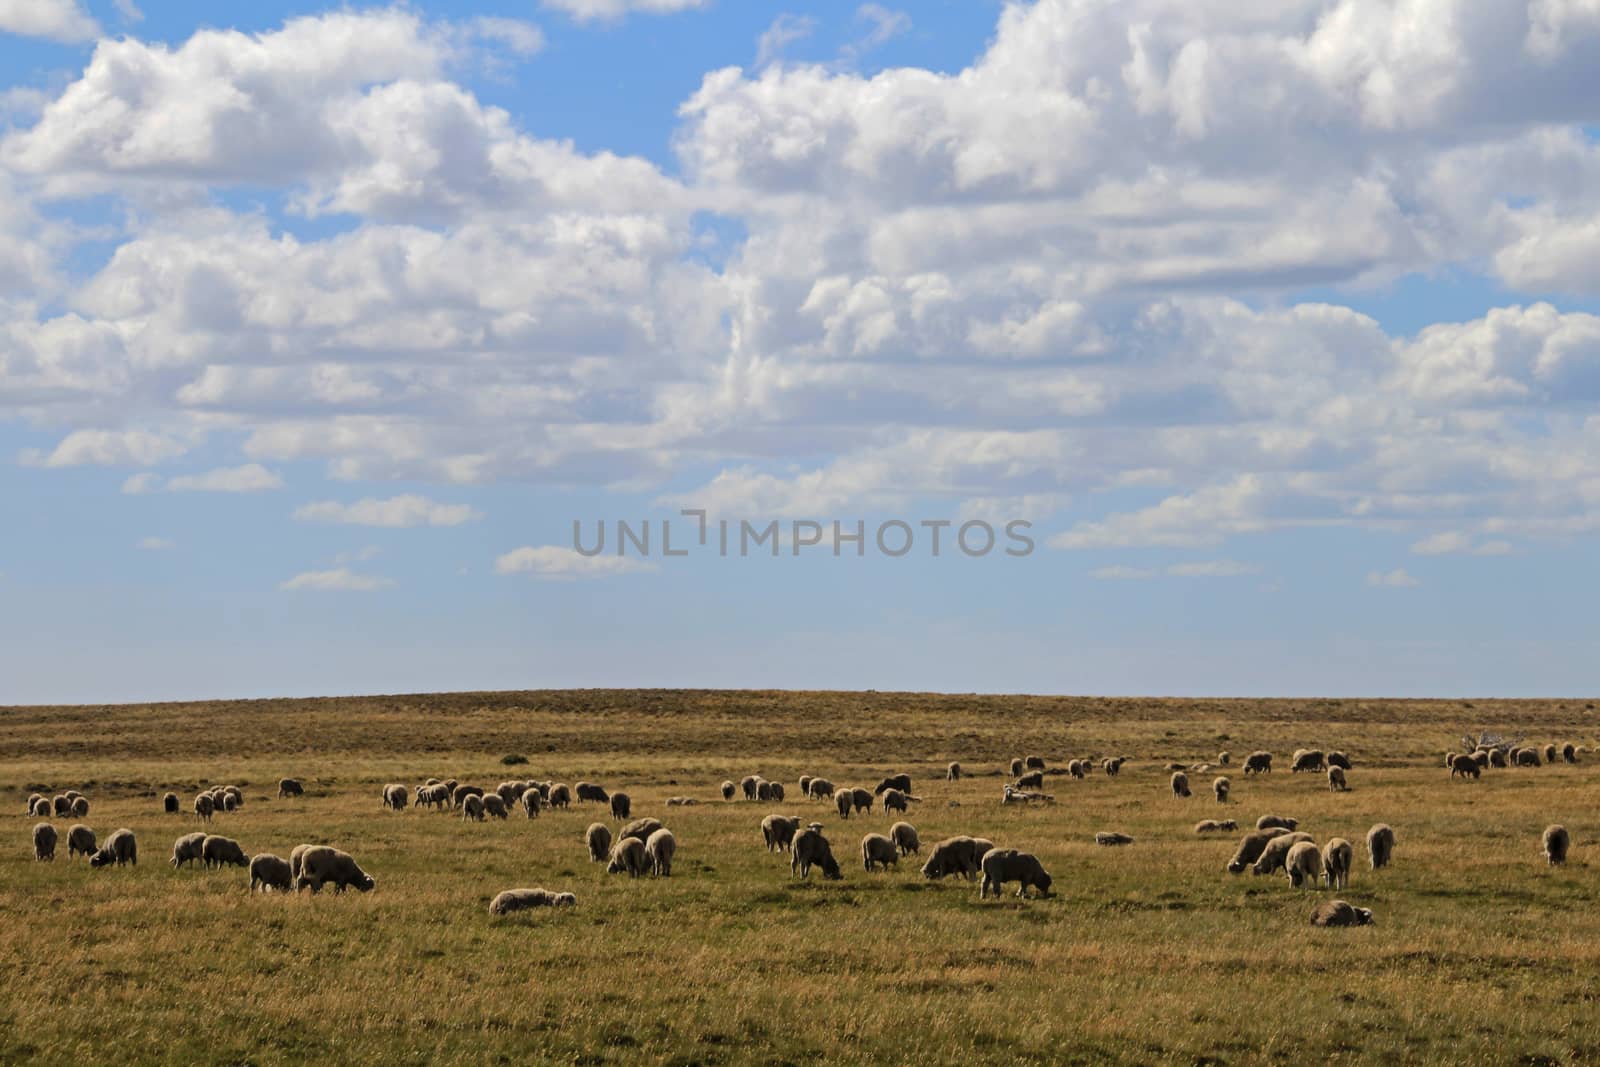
[3,689,1600,1065]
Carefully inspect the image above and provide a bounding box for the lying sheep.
[90,828,137,868]
[194,793,215,822]
[489,888,577,914]
[791,827,842,880]
[1256,814,1299,831]
[1310,900,1374,927]
[1214,777,1231,803]
[607,836,649,877]
[462,795,486,821]
[482,794,509,820]
[1164,762,1187,773]
[890,822,920,856]
[920,836,995,880]
[620,818,662,843]
[665,796,699,807]
[1366,823,1395,869]
[979,848,1052,899]
[1095,832,1135,846]
[1327,766,1348,792]
[1449,754,1481,779]
[1291,749,1326,773]
[575,782,609,804]
[278,778,304,799]
[1286,840,1323,888]
[875,774,912,796]
[1193,820,1237,834]
[1252,832,1313,876]
[296,846,374,893]
[201,835,249,869]
[586,823,613,861]
[1171,772,1191,798]
[1544,825,1570,866]
[947,762,961,782]
[382,784,409,810]
[1322,838,1353,889]
[880,788,910,815]
[548,784,572,809]
[170,832,207,868]
[645,828,676,877]
[1243,751,1273,775]
[808,778,835,799]
[721,780,737,801]
[861,833,899,871]
[33,822,57,861]
[250,853,294,892]
[66,824,97,858]
[762,814,802,852]
[1226,828,1289,874]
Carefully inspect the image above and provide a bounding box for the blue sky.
[3,0,1600,703]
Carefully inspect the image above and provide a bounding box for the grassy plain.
[2,689,1599,1065]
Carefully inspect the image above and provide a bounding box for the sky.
[3,0,1600,704]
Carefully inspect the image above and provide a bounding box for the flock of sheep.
[22,737,1586,926]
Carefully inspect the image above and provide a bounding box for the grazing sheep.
[1243,751,1273,775]
[193,793,215,822]
[1543,744,1559,764]
[522,790,542,819]
[289,844,311,884]
[861,833,899,871]
[720,780,736,801]
[1290,749,1326,773]
[26,792,42,814]
[979,848,1053,899]
[762,814,803,852]
[295,846,374,893]
[875,774,913,796]
[586,823,613,861]
[30,797,49,817]
[1450,754,1482,778]
[1095,832,1135,846]
[66,824,97,858]
[1471,750,1490,768]
[490,888,577,914]
[1103,757,1126,777]
[482,794,509,820]
[1544,825,1571,866]
[1015,771,1045,790]
[382,784,409,810]
[835,791,853,819]
[1226,828,1289,874]
[790,827,842,880]
[575,782,609,804]
[547,784,573,809]
[278,778,304,799]
[798,775,814,797]
[1488,748,1507,768]
[202,835,249,869]
[891,822,920,856]
[645,828,676,876]
[1193,820,1237,834]
[770,782,787,802]
[1218,751,1232,766]
[756,780,775,803]
[849,787,874,814]
[65,796,88,818]
[1562,743,1577,764]
[620,818,663,843]
[807,778,835,799]
[1515,748,1541,768]
[1326,751,1351,770]
[1327,766,1348,792]
[1251,832,1314,876]
[1171,772,1191,798]
[1024,756,1045,772]
[947,762,961,782]
[1286,840,1324,888]
[249,853,294,892]
[1311,900,1374,927]
[461,794,486,821]
[52,795,71,817]
[33,823,57,861]
[1068,760,1087,779]
[1366,824,1395,869]
[740,776,760,801]
[881,788,910,815]
[221,792,239,813]
[1009,758,1024,777]
[1322,838,1354,889]
[920,836,997,880]
[90,828,137,868]
[606,836,649,877]
[170,832,208,868]
[1213,776,1231,803]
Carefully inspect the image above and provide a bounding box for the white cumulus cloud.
[294,495,481,528]
[495,545,657,579]
[279,568,395,592]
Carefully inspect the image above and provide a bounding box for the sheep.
[422,783,452,809]
[1326,751,1351,770]
[1164,762,1187,773]
[1067,760,1087,779]
[1543,743,1559,764]
[861,833,899,871]
[1544,825,1571,866]
[1095,832,1135,845]
[881,788,910,815]
[33,822,57,861]
[381,784,409,810]
[90,828,137,868]
[1256,814,1299,831]
[1488,748,1508,768]
[1015,771,1045,790]
[919,836,991,880]
[1320,837,1354,890]
[1310,900,1374,927]
[1562,742,1578,764]
[606,836,649,878]
[875,774,913,796]
[947,762,961,782]
[740,775,760,801]
[586,823,613,861]
[756,780,775,803]
[1218,751,1232,766]
[645,828,676,877]
[202,835,249,869]
[890,822,920,856]
[221,792,239,813]
[1365,823,1396,870]
[238,852,292,893]
[26,792,42,814]
[170,831,208,868]
[278,778,304,799]
[1226,828,1289,874]
[770,782,787,802]
[490,888,577,914]
[835,791,853,819]
[849,787,874,814]
[1024,756,1045,772]
[790,827,842,880]
[548,784,572,809]
[797,775,814,798]
[194,793,215,822]
[1252,832,1314,876]
[1103,756,1126,777]
[295,846,374,893]
[575,782,609,804]
[522,790,542,819]
[762,814,803,852]
[1009,758,1024,777]
[30,797,49,817]
[1243,751,1273,775]
[52,795,71,817]
[1327,766,1348,792]
[459,794,484,821]
[1286,840,1324,888]
[1449,754,1482,778]
[1290,749,1325,773]
[66,795,89,818]
[979,848,1052,899]
[620,818,663,843]
[1171,772,1191,798]
[482,794,509,820]
[665,796,699,806]
[1213,776,1231,804]
[1193,820,1237,834]
[65,824,97,858]
[720,781,736,801]
[289,844,311,884]
[1515,748,1541,768]
[807,778,835,799]
[1471,750,1490,768]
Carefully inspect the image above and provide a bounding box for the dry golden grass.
[3,689,1600,1065]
